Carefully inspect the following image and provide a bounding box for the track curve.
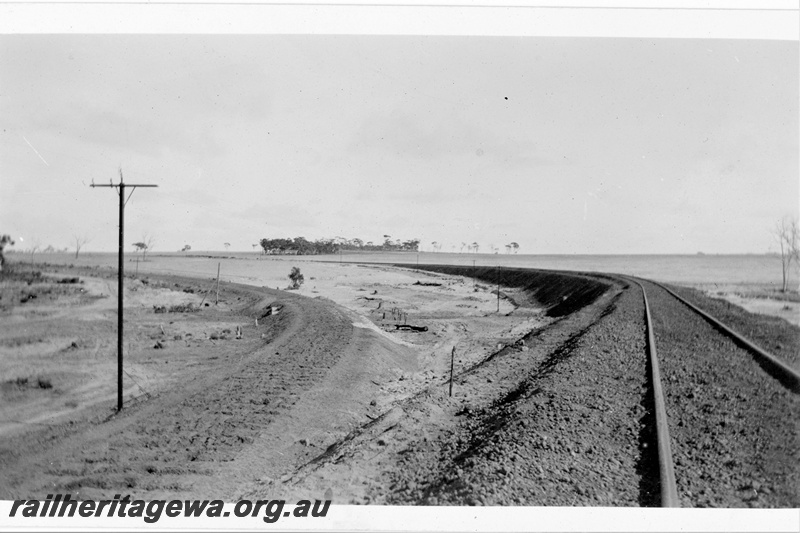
[647,279,800,392]
[624,277,679,507]
[636,278,799,507]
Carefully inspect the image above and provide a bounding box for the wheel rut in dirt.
[266,275,659,506]
[8,261,792,508]
[0,275,355,500]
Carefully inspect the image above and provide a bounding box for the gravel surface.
[665,283,800,369]
[6,262,795,508]
[379,281,657,506]
[643,280,799,508]
[290,274,799,508]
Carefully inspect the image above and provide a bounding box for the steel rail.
[644,279,800,393]
[624,277,680,507]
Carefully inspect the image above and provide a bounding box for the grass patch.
[2,375,54,393]
[153,303,200,314]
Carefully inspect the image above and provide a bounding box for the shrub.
[288,266,304,289]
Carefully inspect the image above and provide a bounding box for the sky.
[1,13,798,254]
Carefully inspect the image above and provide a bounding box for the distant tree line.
[259,236,420,255]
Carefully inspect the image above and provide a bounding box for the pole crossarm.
[90,183,159,187]
[90,183,158,206]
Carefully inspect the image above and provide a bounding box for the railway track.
[629,276,799,508]
[304,268,799,507]
[372,270,798,507]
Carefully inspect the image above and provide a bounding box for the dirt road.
[2,260,797,507]
[0,262,539,501]
[0,269,362,500]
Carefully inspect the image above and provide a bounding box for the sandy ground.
[683,282,800,327]
[0,258,550,500]
[0,272,208,438]
[1,255,796,507]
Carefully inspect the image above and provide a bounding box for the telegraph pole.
[449,346,455,397]
[496,265,500,313]
[472,259,476,289]
[91,169,157,411]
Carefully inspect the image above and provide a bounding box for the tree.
[0,234,14,272]
[224,242,231,250]
[74,235,91,259]
[509,242,520,254]
[471,242,480,254]
[29,238,41,260]
[773,216,799,292]
[181,244,191,252]
[139,232,156,261]
[288,266,304,289]
[133,242,148,258]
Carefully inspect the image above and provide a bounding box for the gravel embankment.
[664,283,800,370]
[409,265,612,318]
[385,281,655,506]
[643,280,799,508]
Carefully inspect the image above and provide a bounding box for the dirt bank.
[264,276,633,505]
[0,265,313,499]
[4,257,793,508]
[0,259,562,501]
[409,265,611,317]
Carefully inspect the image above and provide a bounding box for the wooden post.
[135,256,139,277]
[215,262,221,305]
[449,346,455,397]
[497,266,500,313]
